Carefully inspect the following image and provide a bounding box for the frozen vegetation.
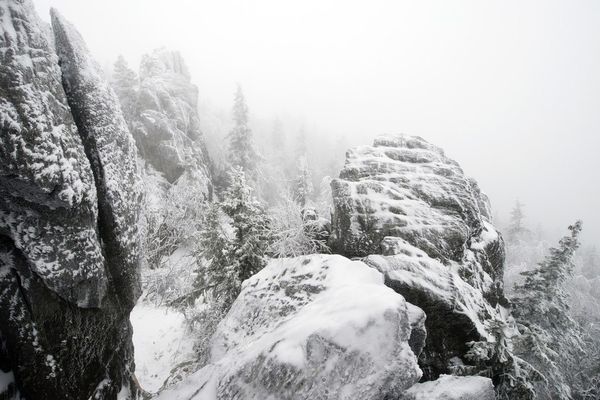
[0,1,599,400]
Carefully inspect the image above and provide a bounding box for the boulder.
[330,135,504,291]
[0,3,142,399]
[157,255,424,400]
[403,374,495,400]
[330,135,507,379]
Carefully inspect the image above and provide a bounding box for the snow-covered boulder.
[403,374,495,400]
[133,48,212,194]
[157,255,424,400]
[0,3,142,399]
[330,135,504,292]
[330,135,507,379]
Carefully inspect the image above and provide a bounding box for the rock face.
[157,255,425,400]
[131,48,212,194]
[330,135,506,379]
[402,374,495,400]
[0,3,141,399]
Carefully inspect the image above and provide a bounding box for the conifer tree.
[512,221,584,400]
[221,167,271,282]
[508,200,527,243]
[111,55,138,121]
[228,85,258,174]
[294,155,313,207]
[195,167,271,312]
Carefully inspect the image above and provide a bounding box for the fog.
[33,0,600,244]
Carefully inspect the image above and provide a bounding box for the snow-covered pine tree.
[582,245,599,279]
[294,155,313,207]
[228,85,259,174]
[512,220,584,400]
[193,167,271,313]
[221,167,271,284]
[193,202,238,309]
[111,55,138,122]
[466,312,541,400]
[508,200,527,243]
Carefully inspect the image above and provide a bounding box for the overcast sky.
[34,0,600,244]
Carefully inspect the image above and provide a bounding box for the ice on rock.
[157,254,424,400]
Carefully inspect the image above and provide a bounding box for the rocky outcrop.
[0,2,141,399]
[403,374,495,400]
[131,48,212,195]
[330,135,506,380]
[157,255,425,400]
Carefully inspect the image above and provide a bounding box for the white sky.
[33,0,600,244]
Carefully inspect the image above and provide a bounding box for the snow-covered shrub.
[139,171,207,305]
[267,195,329,257]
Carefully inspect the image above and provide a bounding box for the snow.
[403,374,495,400]
[0,370,15,393]
[131,304,196,393]
[156,254,423,399]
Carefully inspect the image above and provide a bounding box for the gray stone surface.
[0,3,142,399]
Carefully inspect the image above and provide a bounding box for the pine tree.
[582,245,599,279]
[194,168,271,312]
[508,200,527,243]
[466,312,541,400]
[111,55,138,121]
[228,85,258,174]
[512,221,584,400]
[294,155,313,207]
[221,167,271,283]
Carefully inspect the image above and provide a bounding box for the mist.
[31,0,600,244]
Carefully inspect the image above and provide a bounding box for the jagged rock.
[51,9,142,307]
[157,255,424,400]
[330,135,506,379]
[132,48,212,194]
[0,3,142,399]
[0,0,104,307]
[403,374,495,400]
[330,135,504,289]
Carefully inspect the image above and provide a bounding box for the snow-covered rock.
[157,255,424,400]
[330,135,507,380]
[132,48,212,194]
[330,135,504,291]
[0,0,103,307]
[403,374,495,400]
[0,3,142,399]
[51,9,142,306]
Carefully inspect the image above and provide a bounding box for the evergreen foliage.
[512,221,584,400]
[228,85,259,174]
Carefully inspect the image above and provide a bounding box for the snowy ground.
[131,304,196,393]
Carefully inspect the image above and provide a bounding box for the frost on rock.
[157,255,424,400]
[0,0,105,306]
[402,374,495,400]
[51,9,143,306]
[0,3,142,399]
[330,135,507,379]
[132,48,212,195]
